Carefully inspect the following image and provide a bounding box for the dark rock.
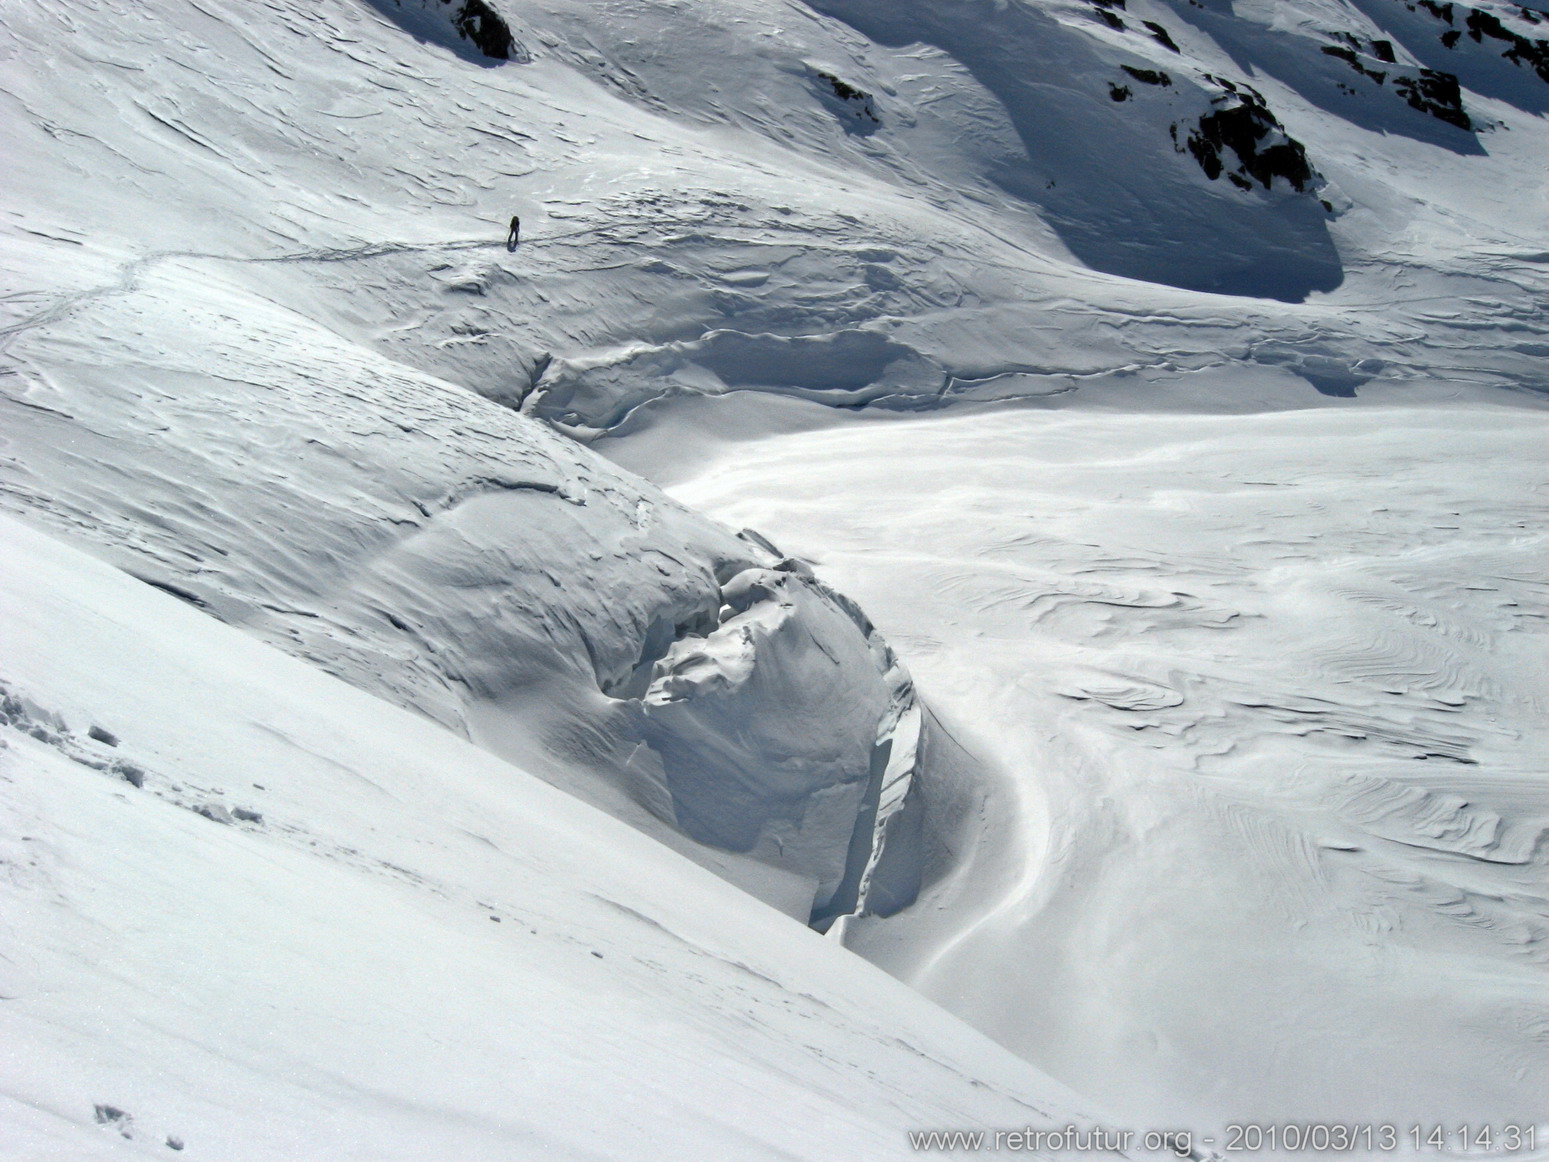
[1393,69,1472,128]
[442,0,515,61]
[1418,1,1549,84]
[1321,38,1472,129]
[823,74,879,120]
[1321,44,1387,84]
[1143,21,1180,52]
[1472,12,1549,83]
[812,70,881,134]
[1185,85,1318,193]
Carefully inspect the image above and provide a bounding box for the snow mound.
[0,248,932,922]
[0,513,1111,1159]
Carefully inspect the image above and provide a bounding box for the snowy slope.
[667,385,1549,1143]
[0,0,962,926]
[4,0,1549,1153]
[7,0,1549,438]
[0,234,937,922]
[0,513,1117,1160]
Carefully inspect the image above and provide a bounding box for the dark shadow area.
[1022,175,1345,301]
[360,0,526,68]
[805,0,1345,302]
[1305,372,1362,397]
[691,329,916,391]
[1251,341,1383,397]
[807,68,882,137]
[1346,0,1549,117]
[1159,1,1488,155]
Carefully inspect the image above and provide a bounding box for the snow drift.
[5,0,1549,1150]
[0,245,932,923]
[0,513,1109,1159]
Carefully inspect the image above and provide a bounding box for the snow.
[4,0,1549,1153]
[0,38,940,923]
[0,513,1109,1159]
[664,384,1549,1138]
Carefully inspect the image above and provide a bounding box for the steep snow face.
[0,515,1111,1159]
[0,244,927,922]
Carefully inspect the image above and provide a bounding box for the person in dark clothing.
[506,214,521,251]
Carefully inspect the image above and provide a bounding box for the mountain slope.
[4,0,1549,1152]
[0,513,1114,1160]
[0,0,963,926]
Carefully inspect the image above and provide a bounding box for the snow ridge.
[0,514,1107,1159]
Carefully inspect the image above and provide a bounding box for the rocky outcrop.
[809,67,882,134]
[446,0,517,60]
[1438,4,1549,83]
[1182,79,1321,193]
[1322,31,1472,128]
[371,0,529,63]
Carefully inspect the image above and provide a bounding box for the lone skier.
[505,214,521,251]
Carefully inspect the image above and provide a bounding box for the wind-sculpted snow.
[5,0,1549,1146]
[670,395,1549,1136]
[0,251,930,924]
[0,516,1110,1159]
[6,0,1549,456]
[529,328,949,435]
